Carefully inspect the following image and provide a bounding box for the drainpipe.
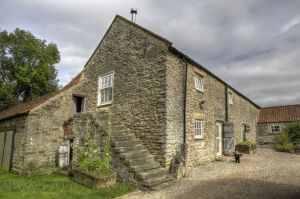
[225,85,228,122]
[183,58,188,144]
[181,58,188,169]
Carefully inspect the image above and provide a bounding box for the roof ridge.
[262,103,300,109]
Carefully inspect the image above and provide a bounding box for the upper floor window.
[98,72,114,106]
[195,120,203,139]
[271,125,281,133]
[194,74,203,92]
[228,92,233,105]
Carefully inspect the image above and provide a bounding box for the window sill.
[97,102,112,108]
[195,136,204,140]
[195,89,204,93]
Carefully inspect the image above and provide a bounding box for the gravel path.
[118,148,300,199]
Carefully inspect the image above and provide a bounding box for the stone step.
[111,134,136,141]
[118,150,149,160]
[112,140,140,147]
[111,129,128,135]
[135,168,168,180]
[149,179,176,191]
[110,121,174,189]
[112,125,124,131]
[142,174,173,187]
[113,145,144,153]
[129,162,161,173]
[124,157,156,166]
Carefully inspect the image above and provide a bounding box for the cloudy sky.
[1,0,300,107]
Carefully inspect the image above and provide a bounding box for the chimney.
[130,8,137,22]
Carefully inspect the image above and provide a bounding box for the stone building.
[257,105,300,144]
[0,15,261,187]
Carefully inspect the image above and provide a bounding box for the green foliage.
[0,28,60,110]
[274,143,294,152]
[0,172,135,199]
[74,120,112,176]
[274,130,295,152]
[282,121,300,143]
[274,131,290,145]
[236,139,256,149]
[235,139,256,154]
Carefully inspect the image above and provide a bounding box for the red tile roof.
[258,104,300,123]
[0,71,83,121]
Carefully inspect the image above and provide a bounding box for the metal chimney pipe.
[130,8,137,22]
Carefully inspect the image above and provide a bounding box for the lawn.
[0,172,135,199]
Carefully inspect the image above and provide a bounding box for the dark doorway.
[73,96,84,113]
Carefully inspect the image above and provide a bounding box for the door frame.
[215,122,223,157]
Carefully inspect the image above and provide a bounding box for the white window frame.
[228,92,233,105]
[270,125,281,133]
[194,74,204,92]
[97,72,114,106]
[195,120,203,139]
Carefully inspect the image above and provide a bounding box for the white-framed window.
[195,120,203,139]
[228,92,233,105]
[194,74,203,92]
[270,125,281,133]
[98,72,114,106]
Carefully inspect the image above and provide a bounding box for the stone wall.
[0,116,27,174]
[185,64,227,167]
[80,17,171,165]
[165,58,260,167]
[227,88,259,144]
[257,122,289,143]
[164,53,185,166]
[23,80,86,171]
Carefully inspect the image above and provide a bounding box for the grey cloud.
[1,0,300,107]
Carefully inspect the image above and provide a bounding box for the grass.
[0,172,135,199]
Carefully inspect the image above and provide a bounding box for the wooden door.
[215,123,223,157]
[0,131,14,171]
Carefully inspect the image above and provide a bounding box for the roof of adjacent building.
[0,71,83,121]
[258,104,300,123]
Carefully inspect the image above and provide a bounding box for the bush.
[74,120,112,176]
[283,121,300,143]
[274,143,294,152]
[235,140,256,154]
[274,132,290,145]
[273,130,296,153]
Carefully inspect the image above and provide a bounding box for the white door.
[215,123,223,157]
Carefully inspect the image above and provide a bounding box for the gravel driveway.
[118,148,300,199]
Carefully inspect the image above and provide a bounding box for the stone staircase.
[111,121,174,190]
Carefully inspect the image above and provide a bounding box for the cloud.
[1,0,300,107]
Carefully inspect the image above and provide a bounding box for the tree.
[0,28,60,111]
